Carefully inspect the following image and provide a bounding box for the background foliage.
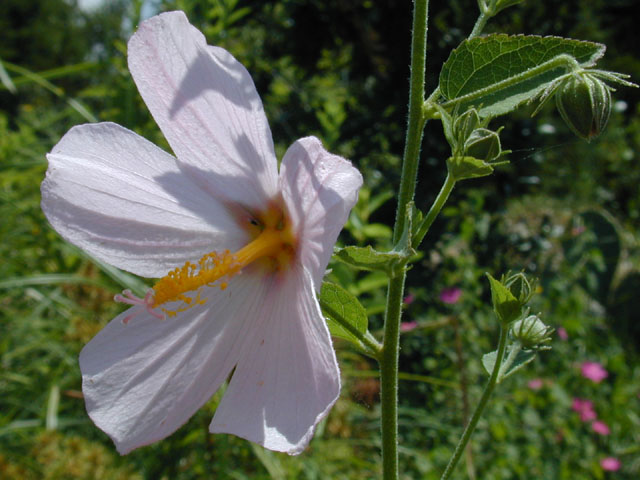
[1,0,639,478]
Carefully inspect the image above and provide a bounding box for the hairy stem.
[379,0,429,478]
[453,316,477,480]
[470,0,498,39]
[440,325,509,480]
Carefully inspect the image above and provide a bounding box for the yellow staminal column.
[151,206,296,317]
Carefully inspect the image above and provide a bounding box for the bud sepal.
[533,68,637,141]
[511,314,553,351]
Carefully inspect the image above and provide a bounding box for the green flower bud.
[486,273,522,325]
[504,272,536,305]
[453,108,480,147]
[556,73,612,141]
[464,128,502,161]
[511,315,553,350]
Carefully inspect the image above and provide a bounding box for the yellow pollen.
[151,208,296,317]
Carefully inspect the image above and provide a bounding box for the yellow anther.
[151,204,296,316]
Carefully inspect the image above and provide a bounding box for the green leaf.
[249,444,286,480]
[439,35,606,117]
[45,385,60,431]
[0,274,108,289]
[482,347,536,381]
[486,273,522,324]
[361,223,392,239]
[0,57,16,93]
[352,271,389,296]
[493,0,525,15]
[334,245,403,274]
[447,156,494,181]
[319,282,369,347]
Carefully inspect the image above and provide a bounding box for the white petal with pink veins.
[128,11,279,209]
[42,122,245,278]
[280,136,363,289]
[80,273,269,454]
[210,267,340,454]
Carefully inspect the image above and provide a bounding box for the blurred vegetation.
[1,0,639,478]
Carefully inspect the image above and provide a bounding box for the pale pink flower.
[439,287,462,304]
[592,420,611,436]
[41,12,361,455]
[571,398,597,422]
[527,378,544,390]
[557,327,568,340]
[581,361,608,383]
[600,457,621,472]
[403,293,415,305]
[400,321,418,332]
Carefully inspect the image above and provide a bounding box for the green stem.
[392,4,429,245]
[469,10,489,39]
[379,0,429,478]
[380,276,405,480]
[413,173,456,248]
[470,0,498,39]
[440,325,509,480]
[497,341,522,382]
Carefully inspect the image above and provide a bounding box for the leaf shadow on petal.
[166,132,272,210]
[165,49,274,201]
[153,143,270,241]
[168,48,259,114]
[158,52,274,207]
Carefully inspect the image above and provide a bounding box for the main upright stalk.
[379,1,429,478]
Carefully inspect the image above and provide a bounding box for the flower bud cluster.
[450,108,504,162]
[441,108,509,182]
[487,272,552,351]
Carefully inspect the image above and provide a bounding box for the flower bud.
[486,273,522,325]
[555,73,611,141]
[464,128,502,161]
[511,315,553,350]
[453,108,480,147]
[504,272,535,305]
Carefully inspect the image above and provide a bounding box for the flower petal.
[80,273,269,454]
[128,11,278,209]
[280,137,362,289]
[210,267,340,454]
[42,122,245,277]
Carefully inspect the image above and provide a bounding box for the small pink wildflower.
[581,361,608,383]
[400,321,418,332]
[403,293,415,305]
[592,420,610,436]
[439,287,462,304]
[600,457,621,472]
[527,378,544,390]
[557,327,568,340]
[572,398,597,422]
